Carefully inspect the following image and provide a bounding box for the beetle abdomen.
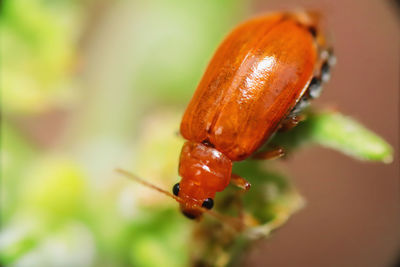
[181,13,317,161]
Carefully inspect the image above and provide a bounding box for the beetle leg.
[230,173,251,191]
[252,146,285,160]
[279,114,306,132]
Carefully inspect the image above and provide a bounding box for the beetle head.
[176,141,232,219]
[172,181,214,219]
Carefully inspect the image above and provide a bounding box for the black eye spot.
[172,183,180,196]
[202,198,214,209]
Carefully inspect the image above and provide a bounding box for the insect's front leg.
[252,112,306,160]
[230,173,251,191]
[252,146,285,160]
[278,114,306,132]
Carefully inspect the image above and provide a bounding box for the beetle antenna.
[115,168,185,204]
[116,168,246,232]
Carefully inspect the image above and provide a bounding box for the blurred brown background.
[245,0,399,266]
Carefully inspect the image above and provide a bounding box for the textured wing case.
[180,14,317,161]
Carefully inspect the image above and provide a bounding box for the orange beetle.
[173,11,335,219]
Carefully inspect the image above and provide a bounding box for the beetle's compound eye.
[172,183,180,196]
[202,198,214,209]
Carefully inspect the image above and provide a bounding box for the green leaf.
[271,111,393,163]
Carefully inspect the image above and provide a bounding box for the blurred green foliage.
[0,0,393,267]
[1,0,82,114]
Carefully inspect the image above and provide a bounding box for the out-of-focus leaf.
[1,221,95,267]
[128,209,190,267]
[270,111,393,163]
[1,0,81,114]
[20,157,87,222]
[0,232,37,265]
[127,0,248,105]
[1,123,38,222]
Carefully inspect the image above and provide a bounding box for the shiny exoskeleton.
[173,11,335,219]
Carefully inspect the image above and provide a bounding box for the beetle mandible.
[172,11,335,219]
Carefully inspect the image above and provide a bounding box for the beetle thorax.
[178,141,232,208]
